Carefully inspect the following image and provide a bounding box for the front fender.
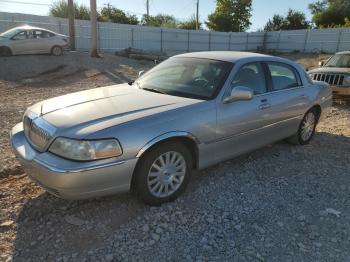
[135,131,200,158]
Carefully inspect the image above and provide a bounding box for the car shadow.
[10,131,350,259]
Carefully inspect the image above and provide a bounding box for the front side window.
[12,31,27,40]
[267,62,301,91]
[232,62,266,95]
[324,54,350,68]
[136,57,232,100]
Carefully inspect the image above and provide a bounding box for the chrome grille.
[29,121,52,150]
[312,73,344,86]
[23,112,55,151]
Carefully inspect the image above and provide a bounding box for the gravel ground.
[1,51,349,262]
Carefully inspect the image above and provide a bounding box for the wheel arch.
[0,45,13,55]
[130,132,200,190]
[308,104,322,121]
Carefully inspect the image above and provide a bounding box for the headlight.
[49,137,122,161]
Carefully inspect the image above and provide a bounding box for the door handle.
[259,103,271,110]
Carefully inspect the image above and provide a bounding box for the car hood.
[309,67,350,74]
[30,84,202,137]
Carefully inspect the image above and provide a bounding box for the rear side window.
[267,62,301,91]
[32,30,53,38]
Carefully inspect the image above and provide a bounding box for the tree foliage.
[178,15,202,30]
[99,6,138,24]
[309,0,350,27]
[141,14,178,28]
[206,0,252,32]
[264,9,309,31]
[49,0,90,20]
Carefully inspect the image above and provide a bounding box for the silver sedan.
[0,25,68,56]
[10,51,332,205]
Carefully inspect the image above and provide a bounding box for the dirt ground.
[1,51,349,261]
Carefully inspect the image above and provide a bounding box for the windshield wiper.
[141,87,167,94]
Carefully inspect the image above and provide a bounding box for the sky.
[0,0,316,31]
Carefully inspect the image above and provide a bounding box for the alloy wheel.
[301,112,315,141]
[147,151,186,198]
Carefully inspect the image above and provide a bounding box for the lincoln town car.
[10,51,332,205]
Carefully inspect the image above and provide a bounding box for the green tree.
[206,0,252,32]
[264,15,285,31]
[264,9,309,31]
[99,6,138,24]
[178,15,202,30]
[309,0,350,27]
[141,14,178,28]
[284,9,309,30]
[49,0,90,20]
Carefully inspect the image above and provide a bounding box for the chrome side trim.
[136,131,200,158]
[206,115,303,144]
[33,158,126,174]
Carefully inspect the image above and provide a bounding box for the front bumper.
[331,86,350,97]
[10,123,138,200]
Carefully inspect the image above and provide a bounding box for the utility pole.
[104,3,111,20]
[90,0,98,57]
[68,0,75,50]
[196,0,199,30]
[146,0,149,25]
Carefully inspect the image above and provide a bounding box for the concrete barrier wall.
[0,12,349,54]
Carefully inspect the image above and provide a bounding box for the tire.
[288,109,318,145]
[133,141,193,206]
[0,46,12,56]
[51,46,63,56]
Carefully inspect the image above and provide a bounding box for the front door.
[215,62,274,162]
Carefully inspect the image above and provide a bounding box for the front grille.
[312,73,344,86]
[29,121,52,150]
[23,113,55,151]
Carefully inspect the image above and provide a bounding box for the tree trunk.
[90,0,99,57]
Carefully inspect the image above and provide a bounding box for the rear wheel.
[134,142,192,206]
[51,46,63,56]
[0,46,12,56]
[288,109,318,145]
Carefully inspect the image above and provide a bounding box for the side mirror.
[318,61,324,67]
[138,70,145,77]
[223,86,253,103]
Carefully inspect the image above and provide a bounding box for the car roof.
[11,25,55,32]
[174,51,272,63]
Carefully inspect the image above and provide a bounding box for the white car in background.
[0,25,69,56]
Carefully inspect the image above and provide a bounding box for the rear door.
[31,30,52,53]
[262,61,310,138]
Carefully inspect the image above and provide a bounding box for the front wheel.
[133,142,193,206]
[288,109,318,145]
[0,46,12,56]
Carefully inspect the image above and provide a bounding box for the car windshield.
[324,54,350,68]
[136,57,232,100]
[0,28,20,38]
